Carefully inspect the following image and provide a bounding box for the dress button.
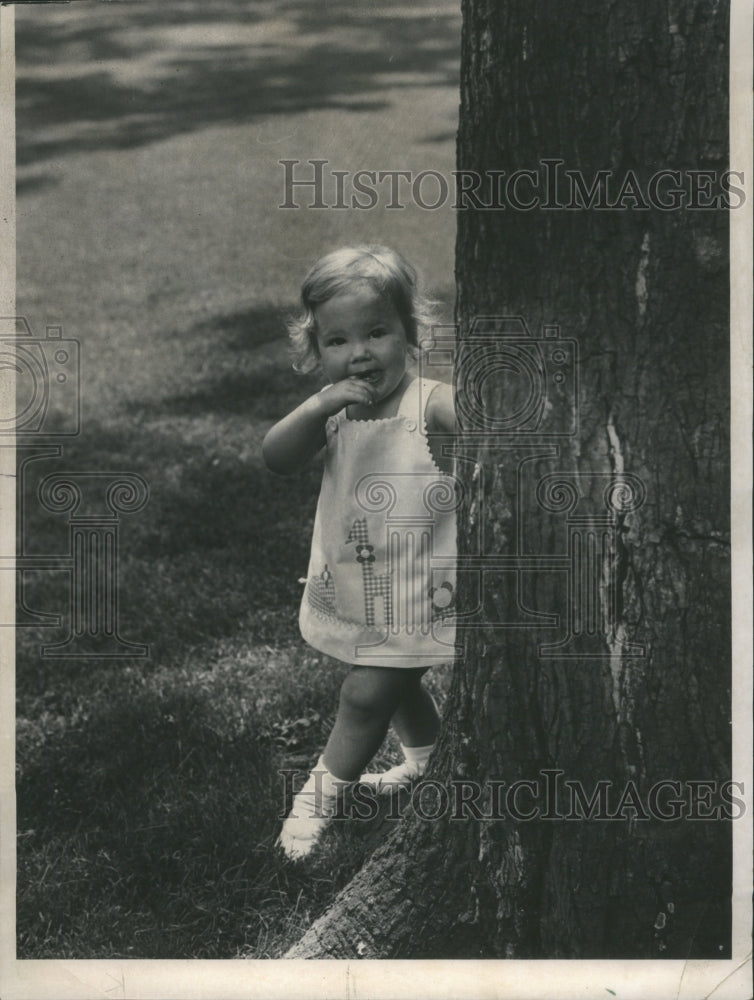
[404,419,417,431]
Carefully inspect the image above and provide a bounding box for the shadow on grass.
[16,421,322,693]
[16,174,59,196]
[16,657,377,957]
[131,365,319,420]
[17,0,460,167]
[171,303,292,353]
[14,296,326,683]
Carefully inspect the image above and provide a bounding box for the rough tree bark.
[287,0,731,959]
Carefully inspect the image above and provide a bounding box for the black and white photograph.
[0,1,751,998]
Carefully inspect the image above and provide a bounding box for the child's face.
[313,282,410,402]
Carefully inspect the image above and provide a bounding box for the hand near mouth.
[315,376,377,416]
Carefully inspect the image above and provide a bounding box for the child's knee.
[339,666,404,720]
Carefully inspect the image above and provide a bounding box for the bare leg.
[322,666,420,780]
[279,667,439,857]
[390,670,441,747]
[357,670,441,793]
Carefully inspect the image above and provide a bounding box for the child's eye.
[325,337,346,347]
[369,328,387,338]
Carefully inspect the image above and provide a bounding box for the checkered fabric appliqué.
[306,565,337,616]
[347,517,393,627]
[347,517,369,545]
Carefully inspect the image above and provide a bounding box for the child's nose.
[350,340,372,361]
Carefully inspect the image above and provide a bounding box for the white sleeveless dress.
[299,377,458,667]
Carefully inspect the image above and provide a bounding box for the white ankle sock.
[359,742,435,793]
[401,742,434,768]
[278,756,352,859]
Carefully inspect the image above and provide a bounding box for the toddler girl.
[262,245,457,858]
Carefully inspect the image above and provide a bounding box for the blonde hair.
[287,245,438,373]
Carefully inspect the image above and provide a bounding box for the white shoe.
[277,811,331,859]
[277,759,350,859]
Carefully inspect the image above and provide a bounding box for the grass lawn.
[14,0,460,957]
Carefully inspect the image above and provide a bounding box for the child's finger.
[347,377,374,399]
[358,382,376,405]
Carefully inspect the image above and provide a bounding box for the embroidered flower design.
[355,543,375,564]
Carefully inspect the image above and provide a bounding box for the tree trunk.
[287,0,731,959]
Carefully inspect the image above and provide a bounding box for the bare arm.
[425,381,456,434]
[262,378,377,475]
[424,381,456,475]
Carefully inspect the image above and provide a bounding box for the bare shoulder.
[425,380,456,434]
